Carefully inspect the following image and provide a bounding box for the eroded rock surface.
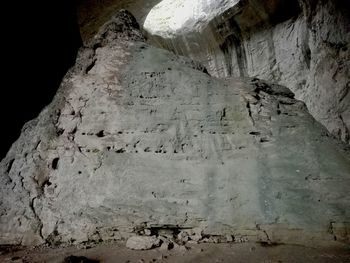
[143,0,350,143]
[0,10,349,247]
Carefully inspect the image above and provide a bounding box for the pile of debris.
[126,228,246,251]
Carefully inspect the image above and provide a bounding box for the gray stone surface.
[0,10,350,247]
[126,236,160,250]
[143,0,350,144]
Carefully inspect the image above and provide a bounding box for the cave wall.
[242,0,350,143]
[143,0,350,143]
[1,11,349,246]
[1,0,346,161]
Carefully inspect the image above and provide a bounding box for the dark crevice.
[6,159,15,174]
[302,39,312,69]
[246,101,255,125]
[339,82,350,103]
[52,158,60,170]
[115,148,126,153]
[96,130,105,138]
[42,180,52,188]
[85,59,97,74]
[277,103,281,115]
[269,0,302,24]
[219,18,247,77]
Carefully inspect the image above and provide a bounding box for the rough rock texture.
[1,10,350,247]
[143,0,350,144]
[126,236,160,250]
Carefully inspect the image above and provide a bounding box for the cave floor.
[1,242,349,263]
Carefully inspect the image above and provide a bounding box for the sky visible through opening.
[144,0,240,37]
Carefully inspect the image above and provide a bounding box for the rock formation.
[143,0,350,144]
[76,0,350,143]
[1,10,349,247]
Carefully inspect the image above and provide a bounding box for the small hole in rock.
[116,148,126,153]
[96,130,105,138]
[52,158,59,170]
[168,242,174,250]
[43,180,52,187]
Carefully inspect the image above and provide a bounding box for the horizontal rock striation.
[0,10,349,247]
[143,0,350,144]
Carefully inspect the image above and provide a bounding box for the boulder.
[126,236,160,250]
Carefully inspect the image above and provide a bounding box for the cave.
[0,0,349,261]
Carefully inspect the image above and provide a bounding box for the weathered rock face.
[142,0,350,144]
[1,10,350,247]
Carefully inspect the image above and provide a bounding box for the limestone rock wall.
[143,0,350,144]
[1,10,349,247]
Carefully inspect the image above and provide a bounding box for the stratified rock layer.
[1,10,350,247]
[143,0,350,144]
